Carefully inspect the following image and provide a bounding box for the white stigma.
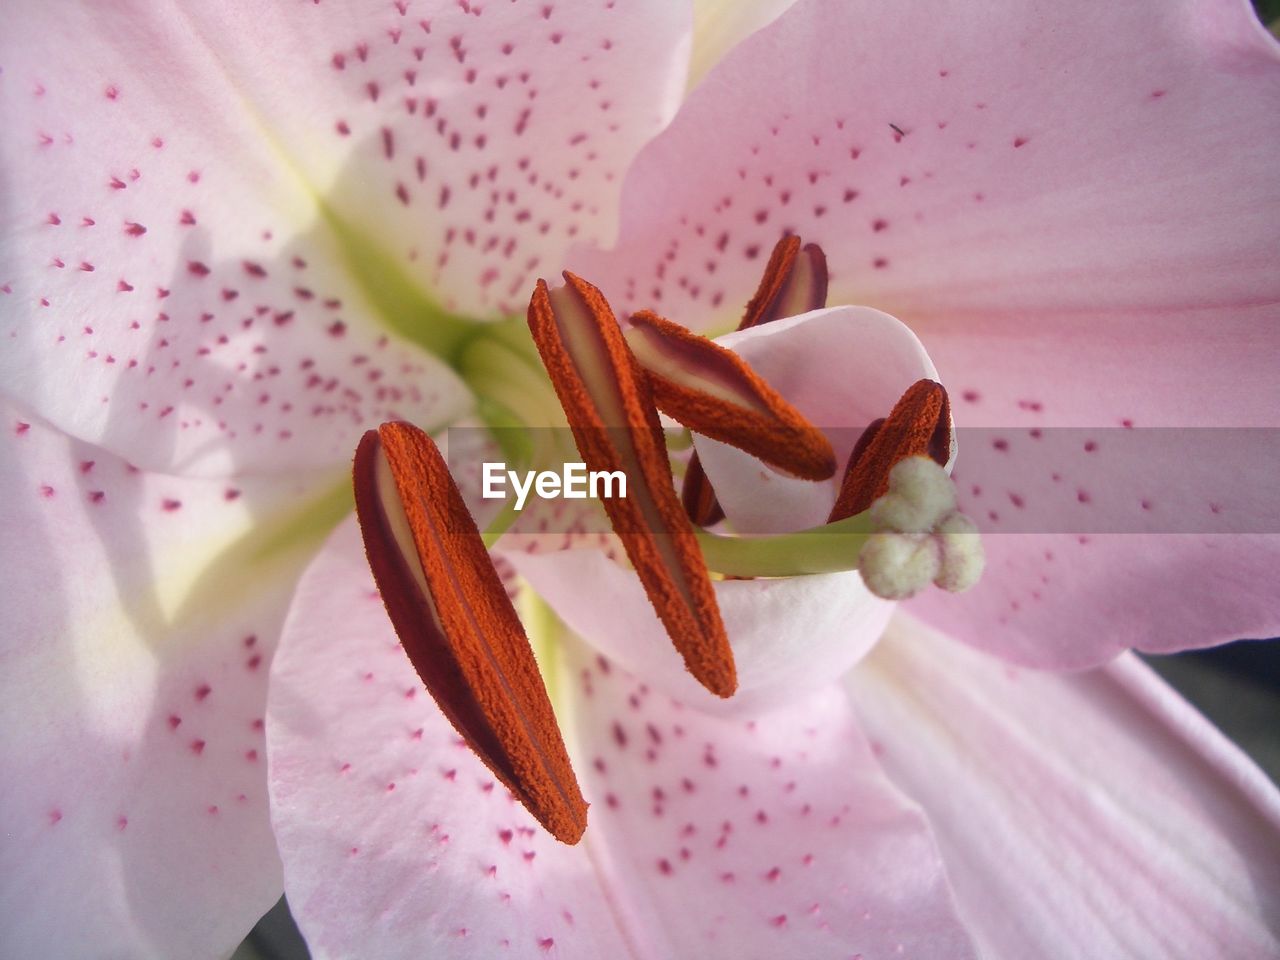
[858,457,984,600]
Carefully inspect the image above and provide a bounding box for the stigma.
[858,457,984,600]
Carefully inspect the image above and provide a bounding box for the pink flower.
[2,2,1277,960]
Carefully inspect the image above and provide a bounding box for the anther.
[829,379,952,522]
[353,421,588,843]
[739,235,829,330]
[681,235,830,523]
[682,451,726,527]
[527,273,737,698]
[625,310,836,481]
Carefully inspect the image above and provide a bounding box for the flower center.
[350,235,983,844]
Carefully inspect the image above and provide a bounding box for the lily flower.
[2,2,1278,960]
[267,1,1280,957]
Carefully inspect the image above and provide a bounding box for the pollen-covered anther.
[527,273,737,698]
[678,234,831,522]
[828,378,952,523]
[740,234,829,329]
[352,421,588,843]
[625,310,836,481]
[681,451,726,527]
[857,456,984,600]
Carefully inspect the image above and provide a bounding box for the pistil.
[695,456,983,599]
[691,374,982,599]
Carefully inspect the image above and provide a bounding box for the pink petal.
[0,2,472,477]
[0,401,339,958]
[908,421,1280,667]
[267,519,977,958]
[577,0,1278,342]
[694,305,939,533]
[176,0,691,319]
[573,0,1280,665]
[558,640,977,959]
[847,613,1280,960]
[908,534,1280,670]
[507,544,890,715]
[267,519,662,959]
[1,0,692,476]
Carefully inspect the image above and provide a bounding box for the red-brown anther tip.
[740,235,801,330]
[828,380,952,523]
[739,235,829,330]
[798,242,829,317]
[353,421,588,844]
[682,451,726,527]
[527,275,738,699]
[666,235,830,528]
[626,310,836,481]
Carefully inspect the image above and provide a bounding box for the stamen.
[527,274,737,698]
[353,421,588,843]
[625,310,836,481]
[681,450,726,527]
[828,379,951,522]
[681,235,830,522]
[740,235,829,330]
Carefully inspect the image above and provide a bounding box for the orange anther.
[527,274,737,698]
[627,310,836,481]
[828,380,952,522]
[353,421,588,843]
